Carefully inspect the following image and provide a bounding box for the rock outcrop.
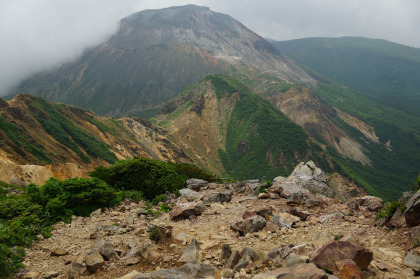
[273,161,335,198]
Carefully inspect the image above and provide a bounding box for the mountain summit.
[14,5,313,116]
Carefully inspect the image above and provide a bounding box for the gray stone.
[178,238,201,263]
[203,191,232,204]
[221,268,234,279]
[221,244,232,263]
[179,188,204,201]
[273,161,335,197]
[93,238,119,260]
[285,253,307,267]
[186,178,208,191]
[404,253,420,272]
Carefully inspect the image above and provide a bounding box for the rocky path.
[19,163,420,279]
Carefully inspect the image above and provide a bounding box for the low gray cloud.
[1,0,419,96]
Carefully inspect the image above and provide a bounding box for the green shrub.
[152,194,167,205]
[414,175,420,193]
[89,157,219,200]
[0,244,24,279]
[376,201,400,220]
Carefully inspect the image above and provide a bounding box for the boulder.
[310,241,373,272]
[334,259,362,279]
[404,253,420,272]
[203,191,232,204]
[84,252,105,273]
[348,196,384,212]
[267,245,292,261]
[230,215,266,236]
[169,202,206,221]
[179,188,204,201]
[67,262,86,278]
[273,161,335,197]
[178,238,201,263]
[252,263,327,279]
[132,262,218,279]
[287,207,310,221]
[405,225,420,250]
[92,238,119,260]
[404,191,420,227]
[225,250,241,269]
[285,253,307,266]
[186,178,208,191]
[387,208,406,228]
[221,244,232,264]
[272,213,300,229]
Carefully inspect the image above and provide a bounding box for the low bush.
[376,201,400,220]
[89,157,219,200]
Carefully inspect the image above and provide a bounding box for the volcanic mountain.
[14,5,313,117]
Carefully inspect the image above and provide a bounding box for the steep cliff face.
[0,95,190,185]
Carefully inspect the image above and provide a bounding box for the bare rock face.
[310,241,373,272]
[230,215,266,236]
[404,191,420,227]
[273,161,335,198]
[252,263,327,279]
[132,261,218,279]
[169,202,206,221]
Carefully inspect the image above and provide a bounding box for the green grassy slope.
[273,37,420,116]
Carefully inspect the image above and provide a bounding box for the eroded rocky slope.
[19,162,420,279]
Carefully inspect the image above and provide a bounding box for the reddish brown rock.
[169,202,206,221]
[334,259,362,279]
[310,241,373,272]
[242,211,257,220]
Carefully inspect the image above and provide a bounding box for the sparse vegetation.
[376,201,400,220]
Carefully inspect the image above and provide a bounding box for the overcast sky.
[1,0,419,96]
